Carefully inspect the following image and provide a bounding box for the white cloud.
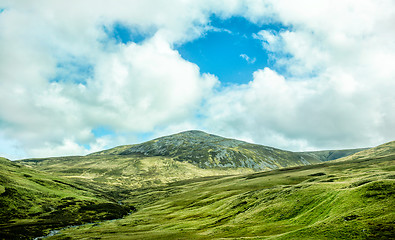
[240,54,256,64]
[91,35,218,131]
[204,67,394,150]
[203,0,395,150]
[253,30,282,52]
[0,1,221,158]
[0,0,394,158]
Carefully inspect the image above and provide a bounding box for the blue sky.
[177,16,266,85]
[0,1,394,159]
[81,16,286,143]
[105,15,289,86]
[179,16,290,85]
[89,16,278,142]
[103,23,155,45]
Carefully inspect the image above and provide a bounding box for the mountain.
[90,130,322,170]
[38,140,395,240]
[336,140,395,161]
[0,157,133,239]
[3,136,394,239]
[17,130,364,189]
[302,148,368,162]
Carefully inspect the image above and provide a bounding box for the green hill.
[42,141,395,240]
[0,157,133,239]
[336,140,395,162]
[5,132,392,239]
[90,130,323,170]
[17,130,365,190]
[17,155,254,189]
[302,148,368,161]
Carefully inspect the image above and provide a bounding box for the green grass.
[18,155,254,190]
[0,158,133,239]
[303,148,368,161]
[45,151,394,239]
[16,131,364,192]
[2,140,394,239]
[88,130,325,170]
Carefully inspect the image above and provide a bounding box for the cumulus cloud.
[91,35,218,131]
[0,0,394,158]
[204,68,388,150]
[0,0,220,158]
[203,0,395,150]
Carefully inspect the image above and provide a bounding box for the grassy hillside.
[0,157,133,239]
[90,130,323,170]
[17,131,368,192]
[44,142,395,240]
[336,141,395,162]
[18,155,254,189]
[17,130,330,190]
[5,133,392,239]
[302,148,368,162]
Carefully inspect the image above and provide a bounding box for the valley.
[0,157,133,239]
[1,131,394,239]
[43,142,395,239]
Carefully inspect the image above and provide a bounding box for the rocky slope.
[90,130,322,170]
[18,131,366,189]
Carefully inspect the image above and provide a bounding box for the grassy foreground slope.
[48,142,395,240]
[0,158,133,239]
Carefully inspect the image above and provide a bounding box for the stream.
[33,212,132,239]
[33,222,94,240]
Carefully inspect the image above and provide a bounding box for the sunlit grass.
[0,158,133,239]
[48,153,394,239]
[2,141,394,239]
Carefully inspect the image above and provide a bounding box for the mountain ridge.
[37,139,395,240]
[3,134,394,239]
[302,148,369,162]
[89,130,321,170]
[16,130,369,189]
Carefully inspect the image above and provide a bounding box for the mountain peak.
[90,130,322,170]
[157,130,214,141]
[177,130,208,135]
[150,130,233,145]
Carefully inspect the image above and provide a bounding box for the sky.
[0,0,394,159]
